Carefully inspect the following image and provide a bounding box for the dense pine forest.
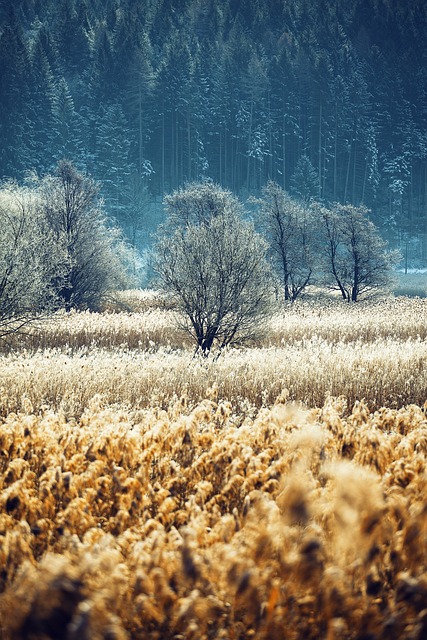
[1,0,427,262]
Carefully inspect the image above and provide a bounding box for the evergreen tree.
[88,25,116,107]
[26,25,56,172]
[55,0,91,84]
[290,155,321,203]
[126,33,156,180]
[50,77,84,163]
[95,102,134,223]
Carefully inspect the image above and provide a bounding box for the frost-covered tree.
[320,203,399,302]
[37,160,136,311]
[259,181,318,301]
[0,162,136,335]
[0,182,66,340]
[163,180,231,227]
[153,182,272,355]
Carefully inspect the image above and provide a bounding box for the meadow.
[1,291,427,639]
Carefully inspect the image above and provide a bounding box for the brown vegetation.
[1,294,427,638]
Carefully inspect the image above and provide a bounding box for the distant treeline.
[1,0,427,257]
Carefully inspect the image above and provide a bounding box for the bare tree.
[37,160,136,310]
[0,182,66,340]
[153,182,273,355]
[259,181,318,302]
[320,203,399,301]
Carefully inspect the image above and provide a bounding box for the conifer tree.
[290,155,321,203]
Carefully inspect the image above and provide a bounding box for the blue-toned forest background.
[1,0,426,263]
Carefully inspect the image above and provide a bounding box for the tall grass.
[1,398,427,638]
[1,338,426,419]
[5,294,427,353]
[1,296,427,418]
[1,293,427,638]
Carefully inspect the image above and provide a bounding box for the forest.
[1,0,427,263]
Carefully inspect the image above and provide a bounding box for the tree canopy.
[153,182,272,355]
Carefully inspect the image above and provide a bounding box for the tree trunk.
[352,257,359,301]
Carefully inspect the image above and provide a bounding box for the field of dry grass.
[1,294,427,419]
[1,292,427,638]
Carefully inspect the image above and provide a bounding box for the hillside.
[1,0,426,258]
